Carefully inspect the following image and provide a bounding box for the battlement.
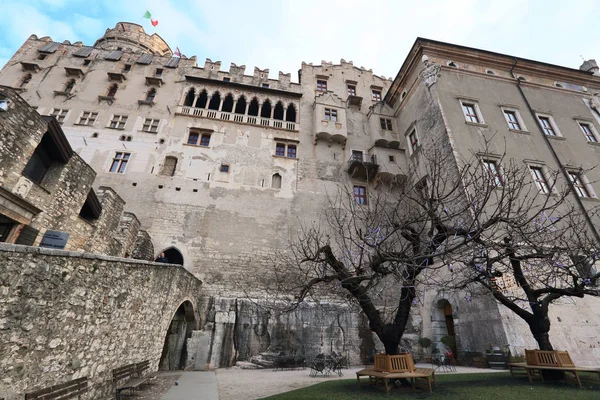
[301,58,392,82]
[94,22,172,56]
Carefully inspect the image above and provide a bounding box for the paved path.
[161,371,218,400]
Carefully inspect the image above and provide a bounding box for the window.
[50,108,69,124]
[389,155,395,162]
[568,171,591,198]
[19,73,32,88]
[347,85,356,96]
[324,108,338,121]
[160,156,177,176]
[77,111,98,126]
[351,150,364,162]
[223,77,231,82]
[271,173,282,189]
[220,164,230,173]
[287,145,297,158]
[38,53,47,60]
[483,159,503,187]
[123,64,131,72]
[187,132,199,145]
[503,110,521,130]
[145,88,157,103]
[142,118,159,133]
[261,83,270,88]
[538,116,557,136]
[372,89,382,101]
[317,80,327,92]
[461,102,480,123]
[380,118,393,131]
[353,185,367,205]
[529,166,551,194]
[63,79,76,94]
[83,59,91,66]
[109,115,128,129]
[578,122,598,143]
[200,133,211,147]
[109,152,130,174]
[155,68,163,77]
[275,143,286,157]
[22,136,60,184]
[106,83,118,98]
[408,129,419,153]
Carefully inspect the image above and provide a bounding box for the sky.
[1,0,600,82]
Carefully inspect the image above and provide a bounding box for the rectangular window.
[155,68,163,77]
[351,150,363,162]
[538,116,556,136]
[389,155,395,162]
[187,132,199,145]
[579,122,598,143]
[223,77,231,82]
[142,118,159,133]
[317,80,327,92]
[50,108,69,124]
[347,85,356,96]
[200,134,211,147]
[261,83,270,88]
[462,103,480,123]
[287,145,297,158]
[324,108,338,121]
[275,143,286,157]
[529,166,550,194]
[372,90,382,101]
[483,159,503,187]
[568,171,591,198]
[109,152,130,174]
[408,130,419,153]
[220,164,230,173]
[353,185,367,205]
[380,118,393,131]
[504,110,521,130]
[123,64,131,72]
[77,111,98,126]
[109,115,128,129]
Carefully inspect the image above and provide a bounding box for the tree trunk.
[529,311,563,380]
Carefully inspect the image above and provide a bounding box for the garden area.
[262,372,600,400]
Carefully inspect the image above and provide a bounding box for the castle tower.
[93,22,173,56]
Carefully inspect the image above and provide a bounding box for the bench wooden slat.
[25,377,87,400]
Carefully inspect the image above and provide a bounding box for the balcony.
[347,153,379,182]
[175,105,298,131]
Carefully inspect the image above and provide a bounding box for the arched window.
[248,97,259,116]
[208,91,221,110]
[155,247,184,265]
[64,79,76,93]
[107,83,118,98]
[184,88,195,106]
[271,173,282,189]
[146,88,157,102]
[235,95,247,114]
[222,93,234,113]
[273,101,284,120]
[160,156,178,176]
[195,89,208,108]
[19,73,32,88]
[261,99,272,118]
[286,103,296,122]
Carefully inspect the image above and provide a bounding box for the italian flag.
[143,10,158,27]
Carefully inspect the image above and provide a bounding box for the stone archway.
[156,247,184,265]
[159,300,196,370]
[431,298,457,356]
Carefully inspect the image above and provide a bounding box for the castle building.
[2,22,600,367]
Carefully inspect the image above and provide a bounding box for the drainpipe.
[510,58,600,245]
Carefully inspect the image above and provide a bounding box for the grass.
[262,372,600,400]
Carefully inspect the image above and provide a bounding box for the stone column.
[192,95,200,108]
[258,103,263,118]
[218,98,224,112]
[270,106,275,119]
[232,99,238,113]
[244,102,250,115]
[283,107,288,121]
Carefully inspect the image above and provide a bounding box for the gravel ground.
[215,365,505,400]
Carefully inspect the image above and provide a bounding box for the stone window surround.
[566,169,595,199]
[380,117,393,131]
[50,108,69,124]
[574,118,600,143]
[458,97,486,125]
[185,129,213,147]
[535,112,563,138]
[108,114,128,130]
[180,87,299,123]
[404,122,420,156]
[324,108,338,122]
[499,105,528,132]
[109,151,131,174]
[353,185,368,205]
[525,161,554,195]
[273,140,298,159]
[477,153,505,188]
[141,118,160,133]
[76,111,98,126]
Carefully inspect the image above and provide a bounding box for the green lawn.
[262,372,600,400]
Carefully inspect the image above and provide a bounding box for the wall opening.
[195,90,208,108]
[208,91,221,110]
[248,97,259,116]
[272,173,282,189]
[273,101,284,120]
[286,103,297,122]
[235,96,246,114]
[260,99,272,118]
[222,93,234,113]
[160,156,178,177]
[156,247,184,265]
[432,299,457,357]
[184,88,195,106]
[159,300,197,370]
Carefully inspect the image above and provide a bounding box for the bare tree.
[242,140,600,356]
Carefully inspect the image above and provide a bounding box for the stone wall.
[0,243,202,400]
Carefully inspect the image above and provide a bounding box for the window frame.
[568,170,593,198]
[77,111,98,126]
[482,158,504,187]
[199,133,211,147]
[187,132,199,145]
[50,108,69,124]
[316,80,328,92]
[220,163,230,173]
[406,128,419,155]
[353,185,368,205]
[577,121,599,143]
[501,107,527,132]
[142,118,159,133]
[108,114,128,130]
[459,99,484,124]
[109,152,130,174]
[324,108,338,122]
[347,84,356,96]
[536,114,561,137]
[380,118,393,131]
[529,165,552,194]
[371,89,382,101]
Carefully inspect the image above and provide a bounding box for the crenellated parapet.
[94,22,173,56]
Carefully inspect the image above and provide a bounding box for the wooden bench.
[113,361,153,400]
[356,353,435,393]
[508,350,600,388]
[25,377,87,400]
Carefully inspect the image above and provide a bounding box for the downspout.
[510,58,600,245]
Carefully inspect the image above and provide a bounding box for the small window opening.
[64,79,76,93]
[38,53,47,60]
[22,132,65,184]
[92,132,99,138]
[158,185,163,189]
[220,164,230,173]
[389,155,395,162]
[208,91,221,110]
[184,88,195,106]
[145,88,157,102]
[261,83,270,88]
[235,96,247,114]
[19,73,32,88]
[83,59,91,66]
[123,64,131,72]
[286,103,296,122]
[486,69,495,75]
[175,187,181,191]
[195,89,208,108]
[107,83,118,98]
[271,173,282,189]
[273,101,284,120]
[248,97,259,116]
[126,136,132,141]
[447,61,458,68]
[155,68,163,77]
[223,77,231,82]
[159,139,165,144]
[261,100,272,118]
[119,135,126,141]
[193,189,198,192]
[221,93,234,113]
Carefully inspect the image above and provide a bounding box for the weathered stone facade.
[0,243,202,400]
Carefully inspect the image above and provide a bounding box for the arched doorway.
[159,301,196,370]
[155,247,184,265]
[432,299,457,357]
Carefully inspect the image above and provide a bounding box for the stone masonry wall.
[0,243,203,400]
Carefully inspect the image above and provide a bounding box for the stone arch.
[221,93,234,113]
[271,173,282,189]
[208,91,221,110]
[195,89,208,108]
[286,103,297,122]
[184,87,195,106]
[273,101,284,120]
[248,97,259,116]
[430,296,458,357]
[159,300,198,370]
[260,99,272,118]
[234,95,247,114]
[156,247,184,265]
